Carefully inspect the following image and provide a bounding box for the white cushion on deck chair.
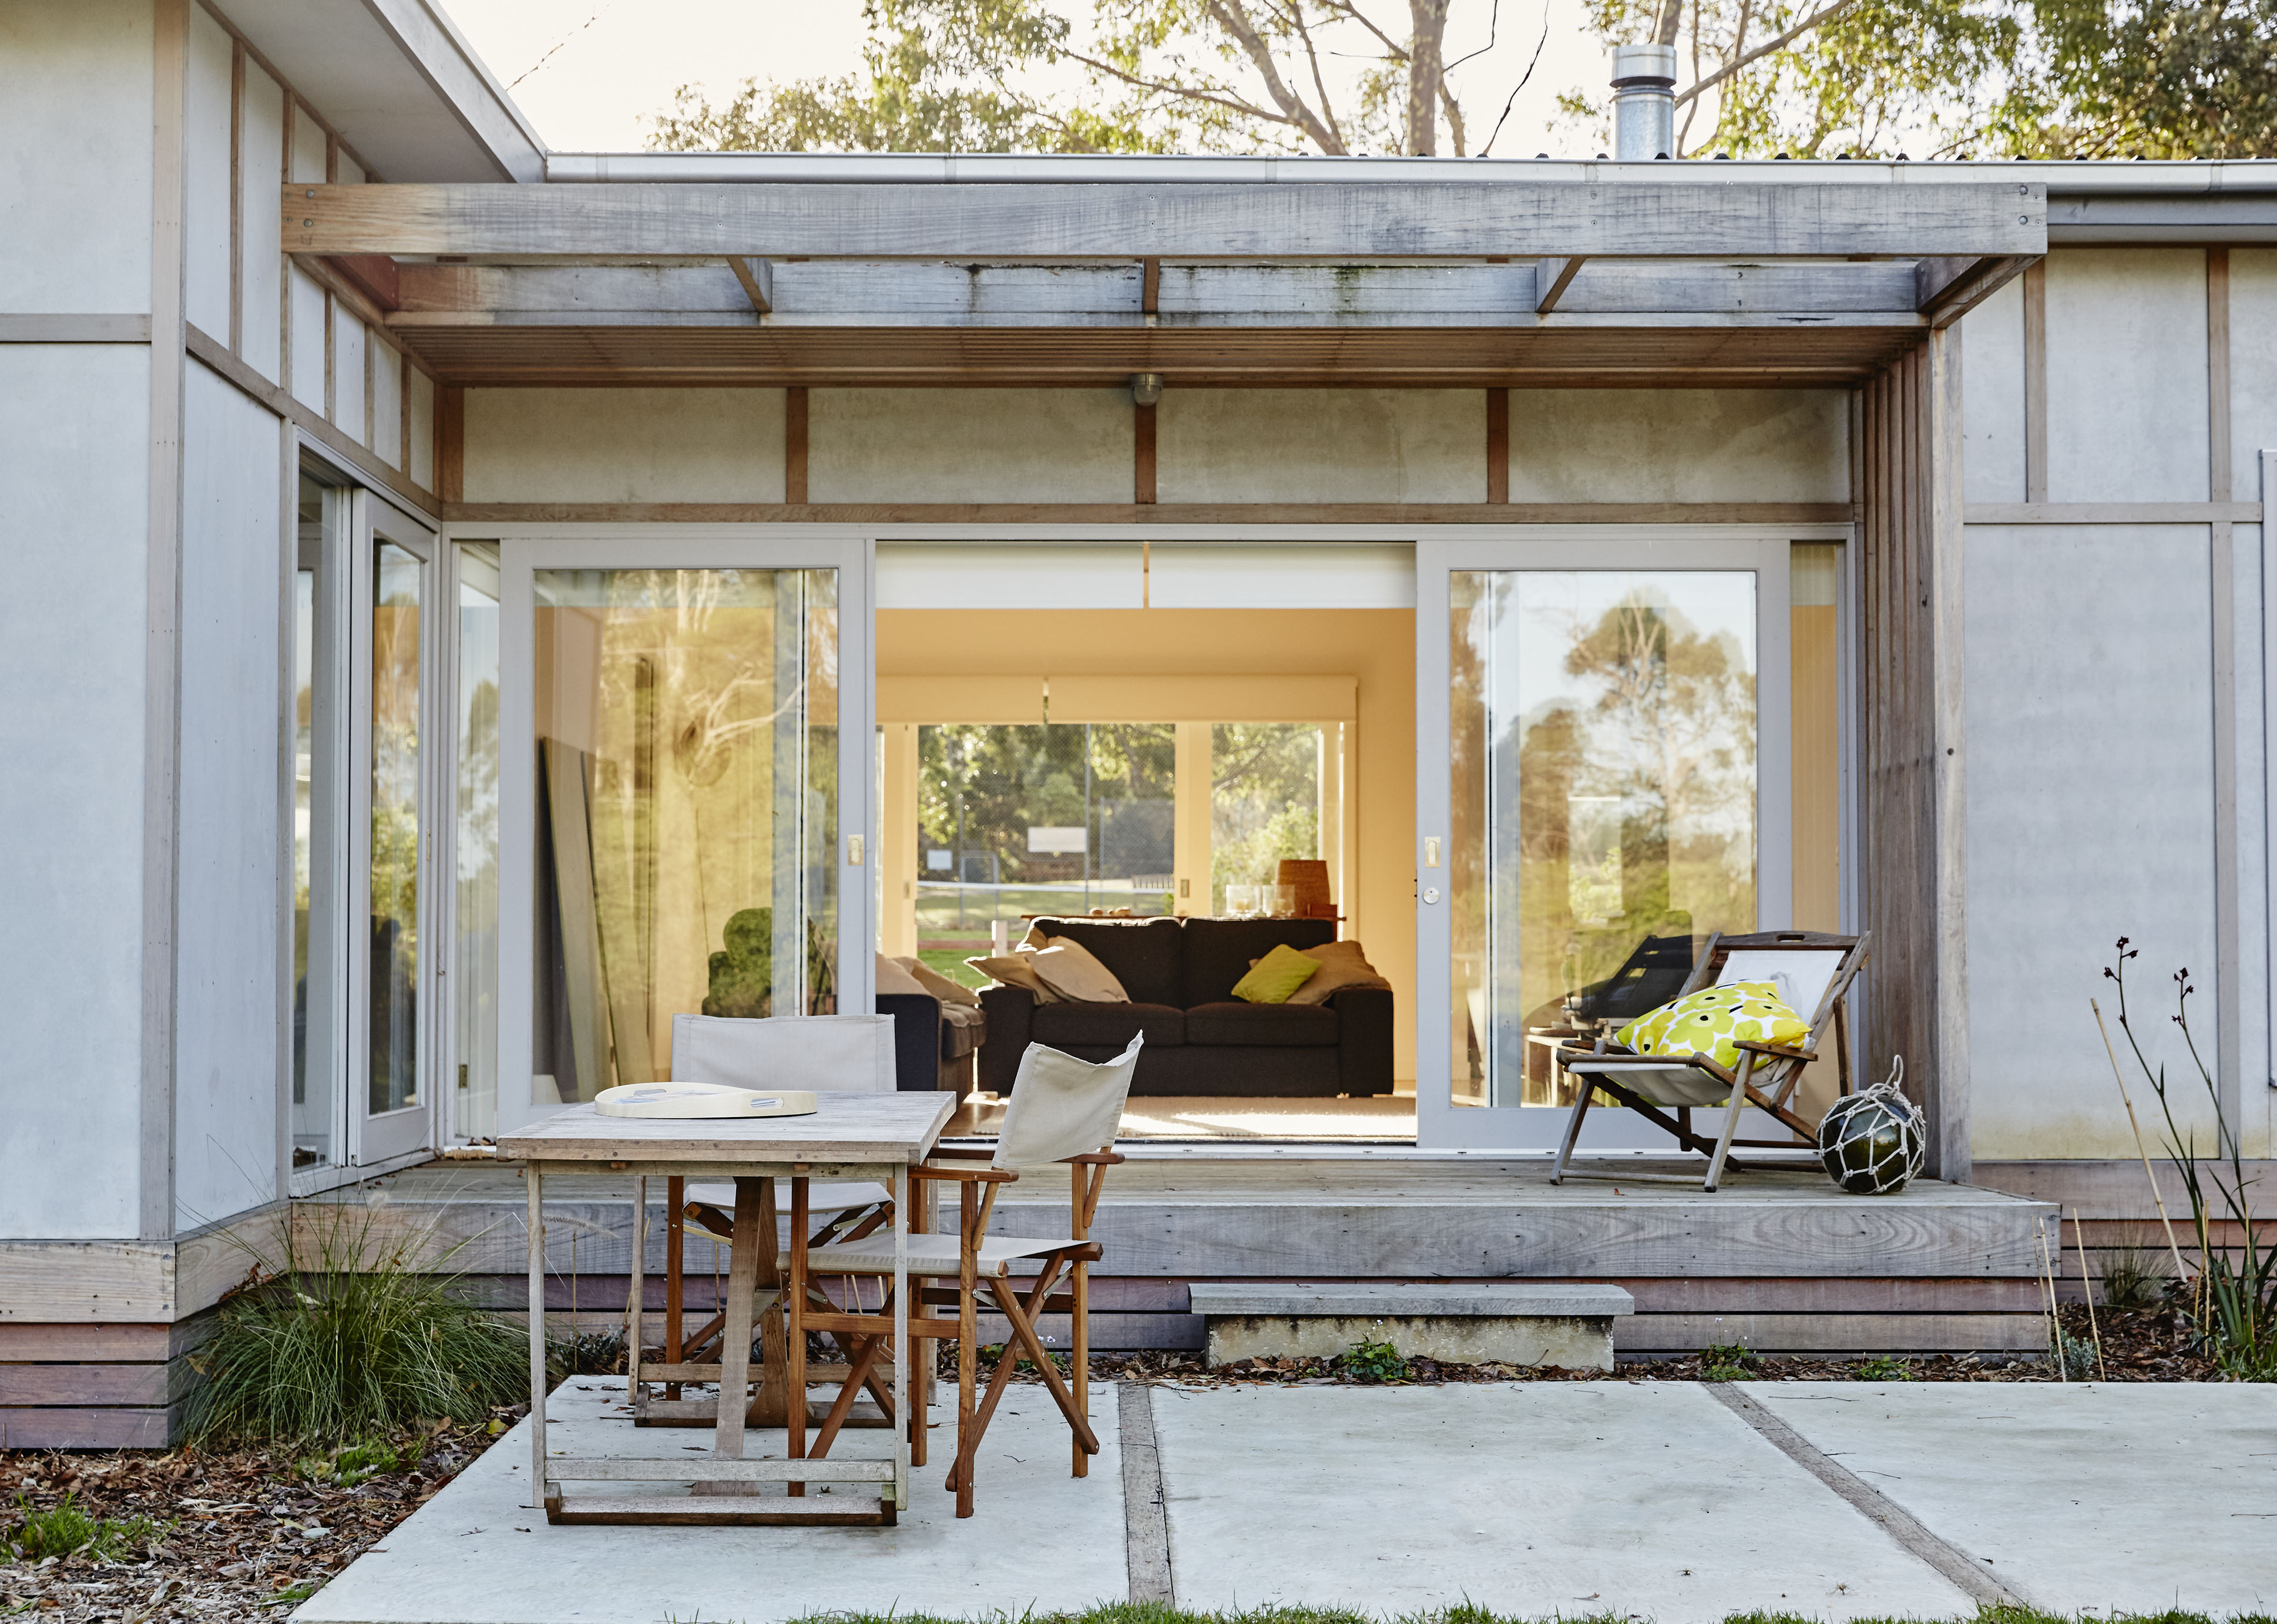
[1562,1056,1744,1108]
[684,1179,894,1216]
[670,1011,896,1095]
[1715,950,1845,1025]
[992,1033,1143,1169]
[804,1229,1087,1279]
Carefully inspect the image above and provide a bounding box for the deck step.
[1187,1282,1635,1370]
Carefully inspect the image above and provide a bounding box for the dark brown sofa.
[976,916,1393,1098]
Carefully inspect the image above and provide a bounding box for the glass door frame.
[485,527,875,1139]
[348,492,444,1168]
[1415,526,1832,1152]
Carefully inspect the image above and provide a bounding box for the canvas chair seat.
[1552,930,1869,1192]
[684,1179,891,1218]
[805,1229,1091,1278]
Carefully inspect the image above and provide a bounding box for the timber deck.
[308,1152,2057,1358]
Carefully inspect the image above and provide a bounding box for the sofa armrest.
[1328,983,1395,1097]
[875,993,942,1091]
[977,984,1036,1094]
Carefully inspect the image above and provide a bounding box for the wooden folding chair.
[638,1014,905,1433]
[796,1033,1143,1517]
[1551,930,1870,1192]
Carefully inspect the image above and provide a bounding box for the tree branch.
[1674,0,1864,106]
[1205,0,1349,152]
[1055,43,1301,130]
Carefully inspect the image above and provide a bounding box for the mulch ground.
[0,1414,512,1624]
[0,1303,2224,1620]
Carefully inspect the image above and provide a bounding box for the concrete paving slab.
[1148,1381,1975,1620]
[295,1379,1126,1624]
[1749,1381,2277,1615]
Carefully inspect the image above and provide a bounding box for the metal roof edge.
[365,0,546,182]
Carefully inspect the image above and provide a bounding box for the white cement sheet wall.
[176,361,284,1230]
[1965,524,2222,1159]
[810,388,1128,502]
[2233,253,2277,492]
[1160,389,1481,503]
[237,60,285,384]
[464,388,787,503]
[182,4,233,342]
[0,0,154,314]
[1960,279,2027,503]
[1504,389,1846,503]
[0,347,152,1239]
[2046,250,2210,502]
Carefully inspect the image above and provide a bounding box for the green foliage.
[1335,1337,1411,1381]
[548,1330,629,1380]
[2107,940,2277,1380]
[2,1494,167,1564]
[2098,1236,2165,1311]
[2051,1327,2102,1381]
[294,1436,418,1487]
[1852,1354,1918,1380]
[184,1205,527,1445]
[1211,724,1322,913]
[1700,1340,1754,1380]
[916,722,1177,889]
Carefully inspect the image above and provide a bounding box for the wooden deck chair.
[647,1013,902,1431]
[798,1033,1143,1518]
[1551,930,1870,1192]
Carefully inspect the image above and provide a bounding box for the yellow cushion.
[1231,943,1321,1005]
[1615,981,1809,1071]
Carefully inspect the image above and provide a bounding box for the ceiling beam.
[387,258,1936,332]
[1534,257,1586,313]
[1915,253,2035,328]
[284,180,2048,261]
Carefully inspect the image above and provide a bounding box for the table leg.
[754,1179,789,1427]
[527,1168,549,1517]
[627,1174,646,1404]
[664,1176,684,1400]
[787,1177,808,1495]
[709,1175,765,1475]
[892,1164,909,1512]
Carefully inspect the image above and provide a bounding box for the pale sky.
[438,0,1617,159]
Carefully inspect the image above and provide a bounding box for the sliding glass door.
[493,535,872,1137]
[1416,532,1809,1151]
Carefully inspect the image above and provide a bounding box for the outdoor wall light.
[1130,372,1164,406]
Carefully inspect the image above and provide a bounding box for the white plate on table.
[593,1082,819,1119]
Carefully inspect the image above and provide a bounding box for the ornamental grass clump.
[184,1201,525,1445]
[2105,940,2277,1380]
[2,1493,167,1563]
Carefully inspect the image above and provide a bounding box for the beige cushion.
[897,955,981,1007]
[965,952,1061,1003]
[1284,939,1392,1006]
[875,953,928,997]
[669,1013,895,1092]
[1025,936,1131,1004]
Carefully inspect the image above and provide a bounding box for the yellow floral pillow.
[1614,981,1809,1071]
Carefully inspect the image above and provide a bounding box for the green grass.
[266,1580,326,1606]
[1,1492,168,1563]
[294,1436,421,1487]
[1700,1340,1755,1381]
[184,1201,526,1445]
[1852,1354,1918,1381]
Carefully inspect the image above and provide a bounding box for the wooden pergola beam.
[284,180,2047,261]
[1915,253,2036,329]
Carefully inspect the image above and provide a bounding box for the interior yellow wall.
[878,607,1418,1080]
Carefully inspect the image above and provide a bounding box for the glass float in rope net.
[1816,1058,1926,1195]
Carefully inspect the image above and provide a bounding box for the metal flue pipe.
[1610,43,1677,160]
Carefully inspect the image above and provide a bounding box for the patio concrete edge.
[1706,1383,2024,1608]
[1119,1383,1174,1604]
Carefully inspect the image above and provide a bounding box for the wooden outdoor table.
[498,1093,954,1526]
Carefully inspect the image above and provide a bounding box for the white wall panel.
[1965,524,2219,1160]
[2046,249,2210,503]
[2232,252,2277,499]
[237,62,285,384]
[407,368,435,489]
[0,0,154,312]
[463,388,785,502]
[288,264,325,409]
[371,337,402,466]
[811,388,1127,502]
[1960,279,2027,503]
[0,347,152,1239]
[1161,388,1481,503]
[1504,388,1846,503]
[290,101,327,186]
[176,361,283,1229]
[334,313,364,439]
[182,4,233,341]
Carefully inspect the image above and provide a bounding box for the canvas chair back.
[1715,950,1846,1031]
[992,1035,1144,1170]
[669,1013,896,1094]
